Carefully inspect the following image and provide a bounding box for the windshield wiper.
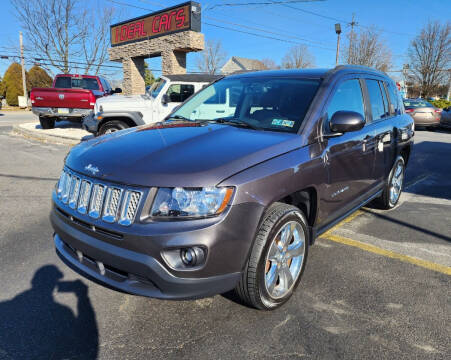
[166,115,192,122]
[209,118,260,130]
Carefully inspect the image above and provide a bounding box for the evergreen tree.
[144,63,155,86]
[27,65,52,89]
[0,63,26,106]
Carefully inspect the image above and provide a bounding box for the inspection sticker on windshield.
[272,119,295,128]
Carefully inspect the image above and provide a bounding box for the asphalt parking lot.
[0,119,449,359]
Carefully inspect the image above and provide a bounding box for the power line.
[204,15,335,50]
[207,0,325,10]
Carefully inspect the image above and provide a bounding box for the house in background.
[221,56,266,75]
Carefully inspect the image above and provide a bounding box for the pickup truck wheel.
[236,203,309,310]
[376,156,405,209]
[39,117,55,129]
[98,120,129,135]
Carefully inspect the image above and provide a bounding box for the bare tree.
[12,0,114,74]
[261,58,280,70]
[343,27,391,72]
[281,45,315,69]
[408,21,451,98]
[196,40,227,74]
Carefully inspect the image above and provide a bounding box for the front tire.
[98,120,129,135]
[39,117,55,129]
[376,156,405,209]
[236,203,309,310]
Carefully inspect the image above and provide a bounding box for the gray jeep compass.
[51,66,414,310]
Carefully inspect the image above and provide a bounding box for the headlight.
[151,187,234,218]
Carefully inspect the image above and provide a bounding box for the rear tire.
[98,120,129,135]
[39,117,55,129]
[235,202,309,310]
[375,156,405,210]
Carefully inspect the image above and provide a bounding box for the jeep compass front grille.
[56,170,142,226]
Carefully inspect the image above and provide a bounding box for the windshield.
[55,77,99,90]
[171,77,321,133]
[150,79,166,98]
[403,100,433,108]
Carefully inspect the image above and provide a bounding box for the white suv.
[83,74,222,135]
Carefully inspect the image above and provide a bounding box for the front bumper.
[32,107,92,119]
[50,199,263,299]
[82,112,98,134]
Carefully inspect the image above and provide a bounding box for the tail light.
[405,108,414,113]
[89,91,96,107]
[30,91,35,104]
[434,109,442,113]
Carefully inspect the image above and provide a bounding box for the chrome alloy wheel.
[389,161,404,205]
[264,221,306,299]
[104,128,118,134]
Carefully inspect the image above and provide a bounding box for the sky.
[0,0,449,82]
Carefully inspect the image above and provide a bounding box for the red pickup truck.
[31,74,121,129]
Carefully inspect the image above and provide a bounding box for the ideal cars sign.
[110,1,201,47]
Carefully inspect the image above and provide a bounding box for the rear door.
[321,77,377,222]
[370,79,399,182]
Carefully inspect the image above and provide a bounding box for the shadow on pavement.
[0,265,98,359]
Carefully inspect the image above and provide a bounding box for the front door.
[321,78,378,223]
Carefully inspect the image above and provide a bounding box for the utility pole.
[335,23,342,66]
[447,69,451,101]
[19,31,27,106]
[348,14,357,63]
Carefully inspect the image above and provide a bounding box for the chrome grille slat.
[68,177,81,209]
[77,180,92,214]
[119,191,141,226]
[89,184,106,219]
[57,169,142,226]
[102,187,123,223]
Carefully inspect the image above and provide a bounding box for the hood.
[66,123,303,187]
[96,94,152,110]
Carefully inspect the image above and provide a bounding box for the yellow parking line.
[323,233,451,276]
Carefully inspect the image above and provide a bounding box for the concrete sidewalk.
[12,121,94,145]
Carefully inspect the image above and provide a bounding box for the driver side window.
[326,79,365,125]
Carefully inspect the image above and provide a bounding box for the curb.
[12,123,82,145]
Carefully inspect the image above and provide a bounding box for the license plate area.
[58,108,70,114]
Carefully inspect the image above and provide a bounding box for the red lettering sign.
[111,3,196,46]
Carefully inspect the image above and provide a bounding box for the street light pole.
[335,23,341,66]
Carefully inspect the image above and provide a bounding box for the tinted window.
[172,78,321,133]
[366,79,386,121]
[327,79,365,120]
[166,84,195,103]
[387,82,400,115]
[379,82,389,117]
[54,77,99,90]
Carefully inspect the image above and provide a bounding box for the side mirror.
[330,111,365,133]
[114,88,122,94]
[161,94,169,105]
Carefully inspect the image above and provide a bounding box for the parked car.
[83,74,222,135]
[440,106,451,129]
[402,99,441,129]
[31,74,121,129]
[51,66,413,310]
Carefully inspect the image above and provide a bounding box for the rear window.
[403,100,433,108]
[54,77,100,90]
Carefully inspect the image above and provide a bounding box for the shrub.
[27,65,52,89]
[430,99,451,109]
[1,63,26,106]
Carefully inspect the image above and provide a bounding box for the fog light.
[180,247,205,267]
[161,246,207,270]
